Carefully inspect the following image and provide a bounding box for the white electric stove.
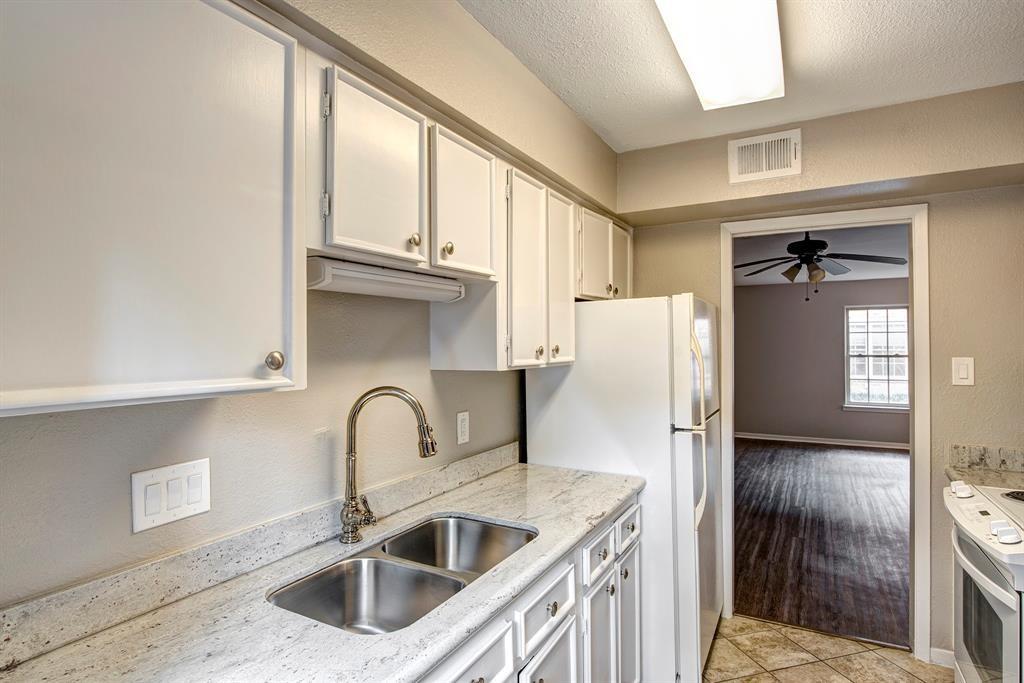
[945,482,1024,683]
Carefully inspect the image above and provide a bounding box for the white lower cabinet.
[425,503,640,683]
[616,542,642,683]
[582,567,617,683]
[519,616,578,683]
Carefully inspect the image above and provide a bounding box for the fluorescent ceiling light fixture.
[654,0,785,110]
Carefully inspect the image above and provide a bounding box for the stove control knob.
[952,483,974,498]
[996,526,1022,545]
[990,520,1012,534]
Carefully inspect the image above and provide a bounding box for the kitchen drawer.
[581,524,615,587]
[518,615,577,683]
[424,617,515,683]
[615,504,641,553]
[514,561,575,659]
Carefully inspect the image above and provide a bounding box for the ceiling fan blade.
[781,263,803,282]
[825,253,908,265]
[733,256,793,269]
[743,258,797,276]
[819,258,851,275]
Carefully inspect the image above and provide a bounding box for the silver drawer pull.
[536,345,544,358]
[443,241,455,256]
[627,521,636,533]
[471,678,485,683]
[606,583,616,597]
[599,547,608,561]
[621,567,629,580]
[547,600,558,617]
[408,233,421,246]
[264,351,285,370]
[552,344,560,357]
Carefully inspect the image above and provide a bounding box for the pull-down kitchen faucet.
[340,386,438,543]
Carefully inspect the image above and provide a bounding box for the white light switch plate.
[131,458,210,532]
[952,357,975,386]
[456,410,470,445]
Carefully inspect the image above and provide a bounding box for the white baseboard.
[929,647,955,668]
[735,431,911,451]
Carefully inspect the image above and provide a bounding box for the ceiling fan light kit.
[734,230,908,301]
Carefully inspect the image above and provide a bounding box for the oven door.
[952,527,1020,683]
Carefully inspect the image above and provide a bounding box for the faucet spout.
[340,386,437,543]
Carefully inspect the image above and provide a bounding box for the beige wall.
[0,292,518,606]
[734,278,910,444]
[619,84,1024,225]
[279,0,618,209]
[633,184,1024,650]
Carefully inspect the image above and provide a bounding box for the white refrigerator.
[526,293,722,683]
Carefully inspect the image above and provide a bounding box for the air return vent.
[728,128,801,183]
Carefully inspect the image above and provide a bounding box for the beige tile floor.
[703,616,954,683]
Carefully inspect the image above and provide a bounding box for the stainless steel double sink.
[268,516,538,635]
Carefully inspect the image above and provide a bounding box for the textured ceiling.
[733,224,909,286]
[458,0,1024,152]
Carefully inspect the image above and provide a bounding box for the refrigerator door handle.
[691,334,706,429]
[693,429,708,526]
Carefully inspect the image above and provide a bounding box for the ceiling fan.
[733,231,908,300]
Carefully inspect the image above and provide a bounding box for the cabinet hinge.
[320,191,331,219]
[505,183,510,200]
[321,92,332,118]
[505,336,511,352]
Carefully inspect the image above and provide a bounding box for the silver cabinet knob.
[443,241,455,256]
[613,287,619,296]
[536,346,544,358]
[600,547,608,561]
[606,283,613,294]
[265,351,285,370]
[547,600,558,617]
[471,678,485,683]
[627,522,636,533]
[606,582,616,597]
[621,567,629,580]
[552,344,560,357]
[408,233,421,246]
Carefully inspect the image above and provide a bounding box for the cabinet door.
[579,209,612,299]
[519,615,578,683]
[325,65,428,265]
[611,225,631,299]
[431,125,496,277]
[508,169,548,368]
[0,0,304,416]
[582,569,618,683]
[546,191,576,364]
[617,542,641,683]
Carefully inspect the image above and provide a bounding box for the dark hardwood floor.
[733,438,910,647]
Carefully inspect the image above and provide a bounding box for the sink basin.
[268,556,464,634]
[381,516,537,576]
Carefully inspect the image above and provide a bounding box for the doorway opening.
[719,206,932,658]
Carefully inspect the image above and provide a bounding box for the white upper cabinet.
[508,169,549,368]
[431,125,497,278]
[324,65,428,266]
[546,191,576,364]
[612,224,632,299]
[579,208,614,299]
[0,0,305,417]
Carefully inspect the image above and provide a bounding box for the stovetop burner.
[1004,491,1024,503]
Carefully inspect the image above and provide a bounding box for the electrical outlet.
[456,411,470,445]
[131,458,210,532]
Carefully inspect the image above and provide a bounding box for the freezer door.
[672,294,720,428]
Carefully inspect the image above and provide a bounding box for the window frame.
[843,304,911,411]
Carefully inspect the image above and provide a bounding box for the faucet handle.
[359,495,377,526]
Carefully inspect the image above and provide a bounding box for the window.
[845,306,910,408]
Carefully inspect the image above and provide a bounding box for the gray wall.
[0,292,518,606]
[734,278,910,444]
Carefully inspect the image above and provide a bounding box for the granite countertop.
[946,466,1024,491]
[1,464,644,682]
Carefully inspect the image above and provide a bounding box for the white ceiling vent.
[728,128,801,183]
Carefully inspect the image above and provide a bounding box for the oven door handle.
[951,529,1018,609]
